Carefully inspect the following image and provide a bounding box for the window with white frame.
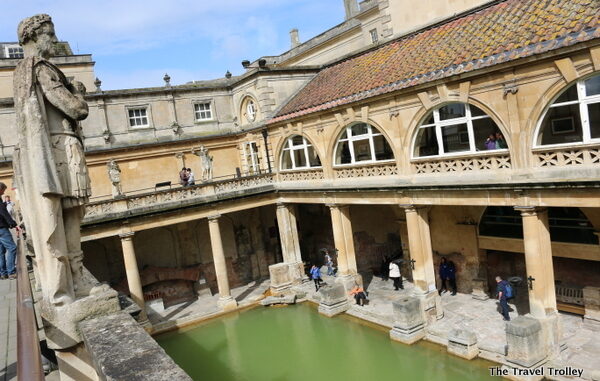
[334,123,394,165]
[4,45,23,59]
[535,75,600,147]
[412,103,505,158]
[280,135,321,170]
[127,107,149,128]
[369,29,378,44]
[194,102,212,121]
[244,142,261,174]
[246,99,257,122]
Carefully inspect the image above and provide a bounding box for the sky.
[1,0,345,90]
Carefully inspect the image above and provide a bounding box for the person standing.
[0,183,18,280]
[496,276,511,321]
[4,195,14,219]
[447,260,457,296]
[438,257,450,295]
[179,167,189,186]
[495,132,508,149]
[310,264,322,291]
[389,260,403,290]
[187,168,195,186]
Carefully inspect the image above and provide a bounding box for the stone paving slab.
[0,279,16,381]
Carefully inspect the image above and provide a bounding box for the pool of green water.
[156,303,495,381]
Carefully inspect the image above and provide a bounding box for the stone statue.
[107,159,123,197]
[198,145,213,181]
[13,14,95,306]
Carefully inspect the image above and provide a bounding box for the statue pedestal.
[41,286,120,350]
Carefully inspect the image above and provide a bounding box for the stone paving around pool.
[147,273,600,380]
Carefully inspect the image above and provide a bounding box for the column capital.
[119,231,135,240]
[276,202,289,210]
[207,214,221,222]
[514,206,547,217]
[400,204,427,213]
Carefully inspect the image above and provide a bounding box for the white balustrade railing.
[534,145,600,167]
[412,152,511,174]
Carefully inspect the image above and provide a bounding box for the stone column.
[328,204,349,276]
[207,215,237,311]
[515,206,560,357]
[402,205,436,293]
[514,207,557,318]
[275,203,304,284]
[339,205,358,274]
[402,205,442,322]
[119,232,148,324]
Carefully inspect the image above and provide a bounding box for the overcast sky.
[1,1,345,90]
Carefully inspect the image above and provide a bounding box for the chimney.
[290,29,300,48]
[344,0,359,19]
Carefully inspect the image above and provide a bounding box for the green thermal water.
[157,303,495,381]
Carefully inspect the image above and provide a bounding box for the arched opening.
[412,102,506,158]
[280,135,321,170]
[333,122,394,165]
[534,74,600,147]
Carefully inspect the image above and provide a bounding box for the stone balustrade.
[534,144,600,167]
[279,168,325,181]
[333,161,399,178]
[412,151,511,174]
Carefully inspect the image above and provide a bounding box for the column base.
[411,288,443,323]
[389,323,425,345]
[217,296,238,311]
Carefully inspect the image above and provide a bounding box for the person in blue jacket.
[310,264,322,291]
[438,257,457,295]
[496,276,511,321]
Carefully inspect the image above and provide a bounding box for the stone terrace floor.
[0,278,16,381]
[147,272,600,380]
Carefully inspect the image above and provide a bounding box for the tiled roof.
[270,0,600,124]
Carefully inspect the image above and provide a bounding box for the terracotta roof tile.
[270,0,600,124]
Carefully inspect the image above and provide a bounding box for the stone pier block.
[288,262,306,285]
[584,287,600,331]
[269,263,292,294]
[389,296,425,344]
[413,290,443,324]
[335,273,363,294]
[447,328,479,359]
[318,283,350,317]
[471,278,489,301]
[506,316,547,368]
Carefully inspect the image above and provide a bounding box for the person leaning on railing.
[0,182,19,279]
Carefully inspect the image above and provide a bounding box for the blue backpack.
[504,282,514,299]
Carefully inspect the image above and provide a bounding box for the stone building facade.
[1,0,600,376]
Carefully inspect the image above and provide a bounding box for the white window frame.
[411,103,507,159]
[369,29,378,44]
[533,75,600,149]
[4,45,23,59]
[334,123,395,166]
[246,99,257,122]
[126,106,151,129]
[193,101,213,122]
[280,135,322,171]
[244,142,261,174]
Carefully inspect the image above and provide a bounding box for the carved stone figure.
[198,145,213,181]
[107,159,123,197]
[13,14,96,306]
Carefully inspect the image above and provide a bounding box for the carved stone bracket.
[503,79,519,96]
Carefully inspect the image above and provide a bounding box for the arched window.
[280,135,321,170]
[413,103,505,158]
[334,123,394,165]
[535,74,600,147]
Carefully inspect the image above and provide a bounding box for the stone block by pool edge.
[79,311,192,381]
[506,316,547,368]
[269,263,292,294]
[389,296,425,344]
[447,328,479,360]
[318,283,349,317]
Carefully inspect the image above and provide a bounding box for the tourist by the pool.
[388,260,403,290]
[496,276,510,321]
[438,257,453,295]
[310,264,322,291]
[349,283,367,306]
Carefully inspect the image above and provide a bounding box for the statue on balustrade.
[13,14,97,306]
[107,159,123,198]
[197,145,213,181]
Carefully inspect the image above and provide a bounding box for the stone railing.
[333,161,399,179]
[534,144,600,167]
[412,151,511,174]
[279,168,325,181]
[555,284,584,306]
[84,174,274,220]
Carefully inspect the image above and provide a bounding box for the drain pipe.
[261,129,272,174]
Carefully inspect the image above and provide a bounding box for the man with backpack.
[495,276,512,321]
